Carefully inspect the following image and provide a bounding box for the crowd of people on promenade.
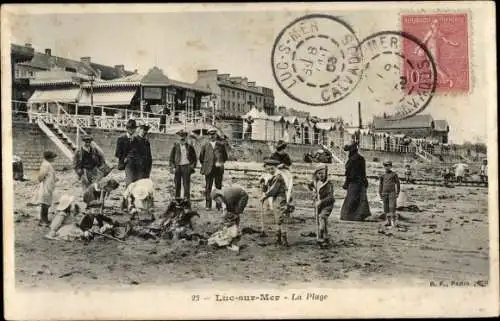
[28,119,487,251]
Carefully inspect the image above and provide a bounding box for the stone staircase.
[36,119,76,160]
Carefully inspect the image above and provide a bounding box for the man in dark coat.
[115,119,137,185]
[199,129,228,210]
[130,123,153,179]
[169,129,197,205]
[340,142,371,221]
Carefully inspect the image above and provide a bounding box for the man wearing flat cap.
[199,128,228,210]
[115,119,137,185]
[73,134,108,188]
[169,129,197,205]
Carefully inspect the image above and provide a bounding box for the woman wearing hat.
[33,151,58,226]
[260,158,291,246]
[340,142,371,221]
[73,134,108,188]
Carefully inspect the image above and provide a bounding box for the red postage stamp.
[402,13,470,93]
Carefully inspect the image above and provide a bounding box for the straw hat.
[56,194,75,211]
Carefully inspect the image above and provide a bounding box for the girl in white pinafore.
[34,151,58,226]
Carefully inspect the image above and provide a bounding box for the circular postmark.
[358,31,437,120]
[271,14,363,106]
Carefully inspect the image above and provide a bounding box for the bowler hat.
[126,119,137,129]
[276,140,287,151]
[43,151,58,160]
[207,128,218,135]
[176,129,188,137]
[263,158,280,167]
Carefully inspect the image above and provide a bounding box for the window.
[237,92,240,99]
[232,102,235,110]
[232,91,235,98]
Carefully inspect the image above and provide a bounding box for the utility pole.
[358,101,362,129]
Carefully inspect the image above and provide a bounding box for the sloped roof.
[82,73,143,88]
[434,120,449,132]
[315,122,333,130]
[17,49,134,80]
[373,114,434,130]
[141,66,211,94]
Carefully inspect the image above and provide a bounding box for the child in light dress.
[33,151,58,227]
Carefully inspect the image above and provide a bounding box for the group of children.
[33,146,404,246]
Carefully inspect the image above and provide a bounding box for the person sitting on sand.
[82,178,120,229]
[45,194,81,240]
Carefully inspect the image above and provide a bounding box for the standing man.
[199,129,228,210]
[73,135,109,188]
[130,123,153,179]
[169,129,197,205]
[115,119,137,185]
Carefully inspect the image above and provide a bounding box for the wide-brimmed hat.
[126,119,137,129]
[43,151,58,160]
[176,129,188,137]
[276,140,287,151]
[207,128,218,135]
[210,188,224,200]
[82,134,93,142]
[56,194,75,211]
[383,160,393,166]
[343,143,358,152]
[263,158,280,167]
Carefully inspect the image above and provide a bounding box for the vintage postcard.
[2,2,498,319]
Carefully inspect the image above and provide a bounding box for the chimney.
[248,81,256,87]
[80,56,91,64]
[45,48,52,56]
[25,43,32,48]
[114,64,125,77]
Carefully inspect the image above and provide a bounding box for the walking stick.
[314,185,320,242]
[259,198,265,235]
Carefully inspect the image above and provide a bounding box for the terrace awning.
[28,88,81,104]
[79,89,137,106]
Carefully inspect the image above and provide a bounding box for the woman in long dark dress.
[340,143,371,221]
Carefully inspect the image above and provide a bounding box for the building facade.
[372,114,450,143]
[195,69,275,117]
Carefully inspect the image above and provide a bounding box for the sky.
[5,4,493,143]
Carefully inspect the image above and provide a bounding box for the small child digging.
[33,151,58,227]
[379,160,401,228]
[308,164,335,246]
